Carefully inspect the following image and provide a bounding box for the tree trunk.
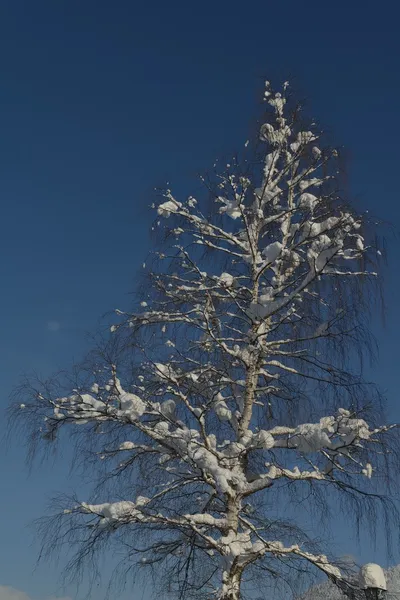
[220,569,242,600]
[220,497,242,600]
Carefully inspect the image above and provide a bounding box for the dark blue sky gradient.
[1,1,400,598]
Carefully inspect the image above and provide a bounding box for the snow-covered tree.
[11,81,399,600]
[303,563,399,600]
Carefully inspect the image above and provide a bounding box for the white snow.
[268,93,286,115]
[299,178,324,191]
[262,241,282,264]
[119,392,146,420]
[219,272,235,287]
[312,146,322,158]
[82,500,137,522]
[298,131,317,145]
[160,399,176,419]
[290,423,332,453]
[154,363,178,383]
[321,563,342,579]
[239,430,253,447]
[362,463,373,478]
[307,217,340,239]
[356,236,364,251]
[157,199,182,218]
[119,441,135,450]
[217,197,242,219]
[184,513,226,527]
[359,564,387,590]
[214,399,232,422]
[299,193,319,212]
[135,496,150,506]
[191,447,231,494]
[260,123,291,146]
[307,235,336,272]
[263,152,278,179]
[253,430,275,449]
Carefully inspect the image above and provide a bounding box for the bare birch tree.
[10,81,399,600]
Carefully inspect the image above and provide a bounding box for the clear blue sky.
[1,1,400,599]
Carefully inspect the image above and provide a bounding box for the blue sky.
[1,1,400,599]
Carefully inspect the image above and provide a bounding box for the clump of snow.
[362,463,373,478]
[154,363,178,383]
[262,152,278,179]
[307,235,337,272]
[82,500,137,525]
[81,393,104,411]
[240,430,253,447]
[119,392,146,420]
[298,131,317,144]
[81,496,150,530]
[312,146,322,158]
[247,294,286,320]
[214,398,232,422]
[252,540,266,554]
[260,123,291,146]
[184,513,225,527]
[135,496,150,507]
[291,131,317,152]
[191,447,231,494]
[299,178,324,191]
[304,217,340,240]
[254,183,281,206]
[160,399,176,419]
[221,442,245,458]
[154,421,170,435]
[268,93,286,115]
[359,563,387,590]
[219,272,235,287]
[299,193,319,212]
[253,430,275,449]
[336,413,371,442]
[262,241,282,264]
[290,423,331,453]
[157,198,182,218]
[119,441,135,450]
[217,197,242,219]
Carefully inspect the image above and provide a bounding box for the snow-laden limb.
[72,498,228,535]
[11,80,396,600]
